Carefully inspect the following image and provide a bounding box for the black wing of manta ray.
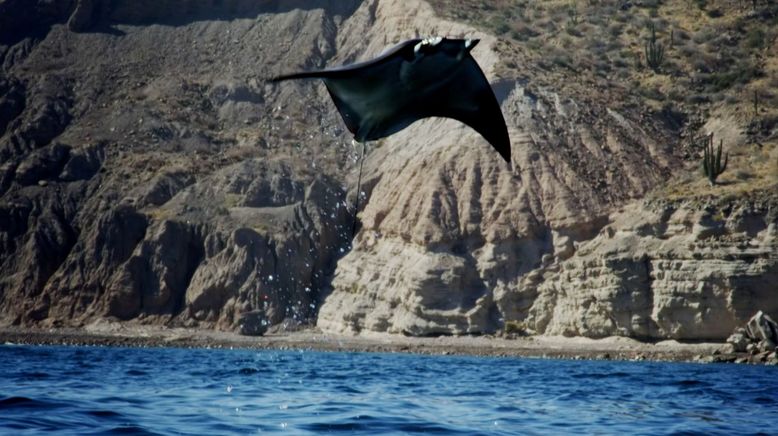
[271,37,511,163]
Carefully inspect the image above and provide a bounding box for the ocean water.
[1,345,777,435]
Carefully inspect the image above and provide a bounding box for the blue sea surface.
[1,344,777,435]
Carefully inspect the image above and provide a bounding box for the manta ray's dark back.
[271,37,511,163]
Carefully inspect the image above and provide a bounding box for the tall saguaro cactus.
[702,134,728,186]
[645,22,665,72]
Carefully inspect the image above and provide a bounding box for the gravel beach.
[0,323,740,364]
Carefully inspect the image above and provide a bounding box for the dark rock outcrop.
[59,143,105,182]
[0,78,25,136]
[0,0,360,333]
[106,219,202,319]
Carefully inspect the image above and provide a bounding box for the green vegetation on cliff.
[429,0,778,198]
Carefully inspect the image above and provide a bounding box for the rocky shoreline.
[2,325,776,366]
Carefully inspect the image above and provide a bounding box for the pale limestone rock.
[523,198,778,340]
[318,240,495,335]
[317,0,674,336]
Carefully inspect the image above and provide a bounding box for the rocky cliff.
[0,0,362,331]
[523,192,778,340]
[1,0,776,340]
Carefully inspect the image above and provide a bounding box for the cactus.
[567,1,580,26]
[702,134,728,186]
[644,22,665,72]
[753,90,759,118]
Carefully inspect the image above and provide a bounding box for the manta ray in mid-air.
[271,37,511,163]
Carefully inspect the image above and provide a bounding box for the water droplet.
[268,275,274,282]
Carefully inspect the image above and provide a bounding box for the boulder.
[237,310,267,336]
[746,311,778,345]
[726,331,749,353]
[759,340,776,353]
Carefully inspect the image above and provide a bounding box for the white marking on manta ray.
[414,36,444,55]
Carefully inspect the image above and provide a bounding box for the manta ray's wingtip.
[498,146,511,164]
[490,128,511,164]
[268,71,327,82]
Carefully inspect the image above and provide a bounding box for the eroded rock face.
[170,161,351,332]
[316,0,676,336]
[0,78,26,136]
[519,195,778,340]
[319,240,498,335]
[41,205,149,323]
[0,2,358,331]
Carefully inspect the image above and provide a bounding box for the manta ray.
[271,37,511,163]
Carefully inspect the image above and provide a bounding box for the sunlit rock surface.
[317,0,676,336]
[524,196,778,340]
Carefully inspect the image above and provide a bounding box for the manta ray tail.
[270,71,334,82]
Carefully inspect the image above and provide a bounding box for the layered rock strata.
[317,0,677,336]
[520,194,778,340]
